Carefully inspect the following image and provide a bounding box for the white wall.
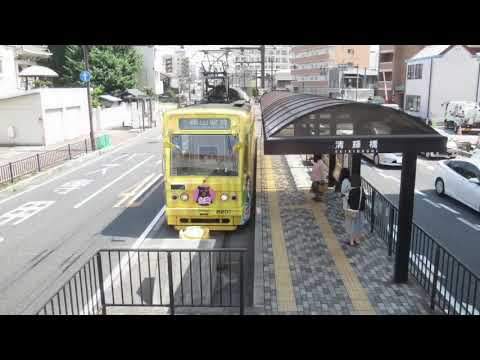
[0,93,44,145]
[0,46,19,97]
[404,58,431,119]
[94,102,132,130]
[429,46,480,121]
[40,88,90,144]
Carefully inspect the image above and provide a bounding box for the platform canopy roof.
[260,91,447,155]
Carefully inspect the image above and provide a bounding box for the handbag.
[345,187,363,219]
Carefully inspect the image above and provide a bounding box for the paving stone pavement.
[259,153,439,315]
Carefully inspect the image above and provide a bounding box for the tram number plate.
[216,210,231,215]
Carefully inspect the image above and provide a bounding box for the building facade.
[0,45,52,97]
[404,45,480,122]
[290,45,376,100]
[375,45,427,107]
[230,45,291,89]
[133,46,165,95]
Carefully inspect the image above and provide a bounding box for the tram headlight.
[231,192,237,200]
[221,193,229,201]
[180,193,189,201]
[172,194,178,200]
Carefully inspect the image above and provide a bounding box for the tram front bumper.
[166,207,244,230]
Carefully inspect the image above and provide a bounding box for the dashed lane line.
[423,198,441,208]
[73,155,154,209]
[438,203,460,215]
[457,218,480,231]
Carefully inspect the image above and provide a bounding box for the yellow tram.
[162,102,256,231]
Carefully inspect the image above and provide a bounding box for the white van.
[443,101,480,132]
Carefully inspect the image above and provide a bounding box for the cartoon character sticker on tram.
[194,185,216,206]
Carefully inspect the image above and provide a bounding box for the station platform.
[252,122,437,315]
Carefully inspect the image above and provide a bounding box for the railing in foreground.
[36,248,246,315]
[0,138,96,186]
[361,178,480,315]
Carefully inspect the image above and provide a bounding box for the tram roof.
[260,91,447,154]
[166,103,251,117]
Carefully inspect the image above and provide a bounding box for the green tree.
[44,45,142,94]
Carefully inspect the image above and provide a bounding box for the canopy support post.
[394,151,417,283]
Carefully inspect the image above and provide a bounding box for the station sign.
[333,139,379,154]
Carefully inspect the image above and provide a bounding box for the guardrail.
[362,178,480,315]
[0,138,97,186]
[36,248,246,315]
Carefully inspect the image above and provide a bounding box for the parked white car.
[421,139,458,159]
[434,159,480,212]
[363,152,402,167]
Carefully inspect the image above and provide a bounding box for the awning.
[18,65,58,77]
[260,91,447,155]
[99,95,122,102]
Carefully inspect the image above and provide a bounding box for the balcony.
[15,45,52,59]
[379,62,393,72]
[377,81,392,90]
[380,45,394,53]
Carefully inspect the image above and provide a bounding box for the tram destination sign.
[179,118,230,130]
[333,139,379,154]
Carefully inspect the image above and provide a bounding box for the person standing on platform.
[310,154,328,201]
[344,173,366,246]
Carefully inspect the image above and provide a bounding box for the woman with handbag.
[310,154,329,201]
[344,174,366,246]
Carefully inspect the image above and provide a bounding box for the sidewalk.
[0,128,144,166]
[254,149,439,315]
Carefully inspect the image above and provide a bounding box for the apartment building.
[0,45,52,96]
[230,45,291,89]
[290,45,375,99]
[375,45,427,107]
[133,46,166,95]
[404,45,480,122]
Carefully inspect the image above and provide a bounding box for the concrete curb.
[0,127,160,196]
[253,118,264,309]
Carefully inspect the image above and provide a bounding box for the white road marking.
[54,179,94,195]
[438,203,460,215]
[87,163,120,176]
[0,201,55,226]
[423,198,441,208]
[0,133,147,207]
[112,154,130,162]
[126,154,137,161]
[426,165,435,171]
[73,155,154,209]
[83,205,166,315]
[457,218,480,231]
[0,236,4,243]
[127,173,164,206]
[155,159,162,165]
[415,190,426,196]
[114,173,156,208]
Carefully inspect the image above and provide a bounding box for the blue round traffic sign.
[80,71,92,82]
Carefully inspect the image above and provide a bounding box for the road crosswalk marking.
[457,218,480,231]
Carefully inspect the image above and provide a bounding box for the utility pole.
[82,45,96,151]
[260,45,265,89]
[356,65,359,102]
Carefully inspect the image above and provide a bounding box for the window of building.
[347,48,354,55]
[380,53,393,63]
[415,64,423,79]
[405,95,421,112]
[408,64,423,79]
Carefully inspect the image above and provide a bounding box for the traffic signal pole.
[82,45,96,151]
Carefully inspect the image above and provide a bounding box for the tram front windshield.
[171,134,239,176]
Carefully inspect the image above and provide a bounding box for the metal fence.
[362,178,480,315]
[0,138,94,185]
[36,248,246,315]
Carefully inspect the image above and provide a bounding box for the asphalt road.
[0,128,166,314]
[361,154,480,277]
